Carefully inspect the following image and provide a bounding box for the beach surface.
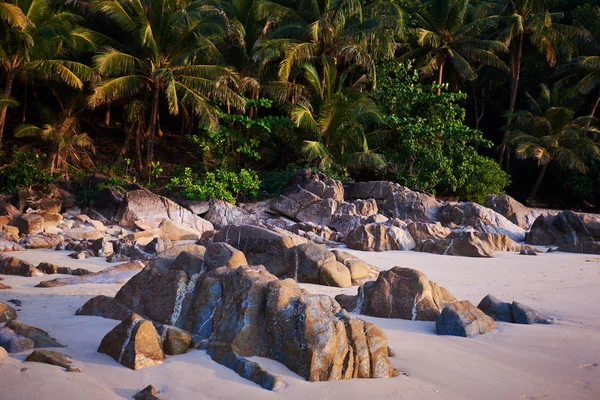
[1,249,599,400]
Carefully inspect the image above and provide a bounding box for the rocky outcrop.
[25,349,81,372]
[526,211,600,254]
[0,302,17,323]
[116,189,213,234]
[0,256,43,277]
[336,267,456,321]
[436,301,496,337]
[37,260,144,287]
[19,233,63,249]
[80,256,398,389]
[485,195,549,230]
[344,224,415,252]
[331,250,380,284]
[477,295,551,324]
[98,313,165,370]
[406,222,451,244]
[440,202,526,242]
[345,181,442,222]
[415,232,540,258]
[283,243,352,288]
[12,213,44,235]
[0,240,25,252]
[36,262,91,276]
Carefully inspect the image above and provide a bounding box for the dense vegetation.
[1,0,600,208]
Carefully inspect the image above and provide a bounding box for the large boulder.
[345,224,416,252]
[336,267,456,321]
[526,211,600,254]
[116,189,213,234]
[436,301,496,337]
[485,195,548,230]
[158,219,202,241]
[93,187,124,220]
[0,200,19,220]
[12,213,44,235]
[98,313,165,370]
[201,199,257,229]
[440,202,526,242]
[80,258,398,389]
[284,243,351,288]
[345,181,442,222]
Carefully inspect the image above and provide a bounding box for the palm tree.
[293,56,386,170]
[256,0,403,93]
[0,0,94,149]
[402,0,508,95]
[14,93,95,177]
[495,0,582,166]
[557,54,600,124]
[88,0,246,175]
[508,84,600,199]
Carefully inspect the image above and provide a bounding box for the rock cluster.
[78,252,398,389]
[526,211,600,254]
[0,320,65,353]
[477,294,552,324]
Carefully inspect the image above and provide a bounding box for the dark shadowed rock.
[345,224,415,251]
[477,294,513,322]
[93,187,124,220]
[98,313,165,370]
[155,325,192,356]
[25,349,80,371]
[37,262,92,276]
[76,295,133,320]
[0,302,17,322]
[526,211,600,254]
[4,320,65,348]
[0,200,19,220]
[436,301,496,337]
[0,327,36,353]
[511,302,552,324]
[133,385,161,400]
[214,224,307,253]
[204,242,247,271]
[336,267,456,321]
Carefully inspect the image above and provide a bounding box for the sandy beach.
[1,249,599,400]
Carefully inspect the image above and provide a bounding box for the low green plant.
[167,167,261,203]
[260,164,301,196]
[0,148,56,191]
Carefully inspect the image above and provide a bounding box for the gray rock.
[511,302,552,325]
[477,294,512,322]
[436,301,496,338]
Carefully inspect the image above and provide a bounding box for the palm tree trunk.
[135,122,143,173]
[586,92,600,128]
[499,33,524,167]
[146,88,160,178]
[105,107,111,126]
[530,163,548,200]
[436,57,446,96]
[0,71,15,150]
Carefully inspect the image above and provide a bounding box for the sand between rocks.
[0,249,599,400]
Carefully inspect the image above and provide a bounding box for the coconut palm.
[256,0,404,93]
[0,0,95,149]
[87,0,246,175]
[402,0,508,95]
[557,54,600,124]
[494,0,582,166]
[508,84,600,199]
[293,56,386,170]
[14,93,95,177]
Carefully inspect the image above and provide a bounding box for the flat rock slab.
[25,349,81,372]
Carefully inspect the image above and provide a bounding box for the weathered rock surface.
[0,327,36,352]
[116,189,214,234]
[478,295,551,324]
[440,202,526,242]
[37,262,91,276]
[4,320,65,348]
[0,200,19,220]
[284,243,351,288]
[202,199,257,229]
[12,213,44,235]
[25,349,80,372]
[98,313,165,370]
[345,181,442,222]
[511,301,552,324]
[0,302,17,322]
[93,187,124,220]
[436,301,496,337]
[415,232,540,258]
[158,219,202,241]
[345,224,415,252]
[485,195,548,230]
[19,232,63,249]
[526,211,600,254]
[406,222,451,244]
[37,260,144,287]
[204,242,247,271]
[0,256,43,277]
[336,267,456,321]
[0,240,25,252]
[80,257,398,388]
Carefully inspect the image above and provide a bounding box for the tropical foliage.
[1,0,600,207]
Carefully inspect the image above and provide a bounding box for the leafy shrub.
[0,149,56,191]
[167,166,261,203]
[260,164,301,196]
[450,151,511,204]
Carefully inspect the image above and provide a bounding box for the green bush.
[450,151,511,204]
[260,164,301,196]
[167,167,261,203]
[0,149,56,191]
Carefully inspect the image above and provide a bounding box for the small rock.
[436,301,495,338]
[25,349,80,372]
[520,249,537,256]
[133,385,161,400]
[0,301,17,322]
[0,327,36,353]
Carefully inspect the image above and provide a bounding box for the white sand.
[0,249,599,400]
